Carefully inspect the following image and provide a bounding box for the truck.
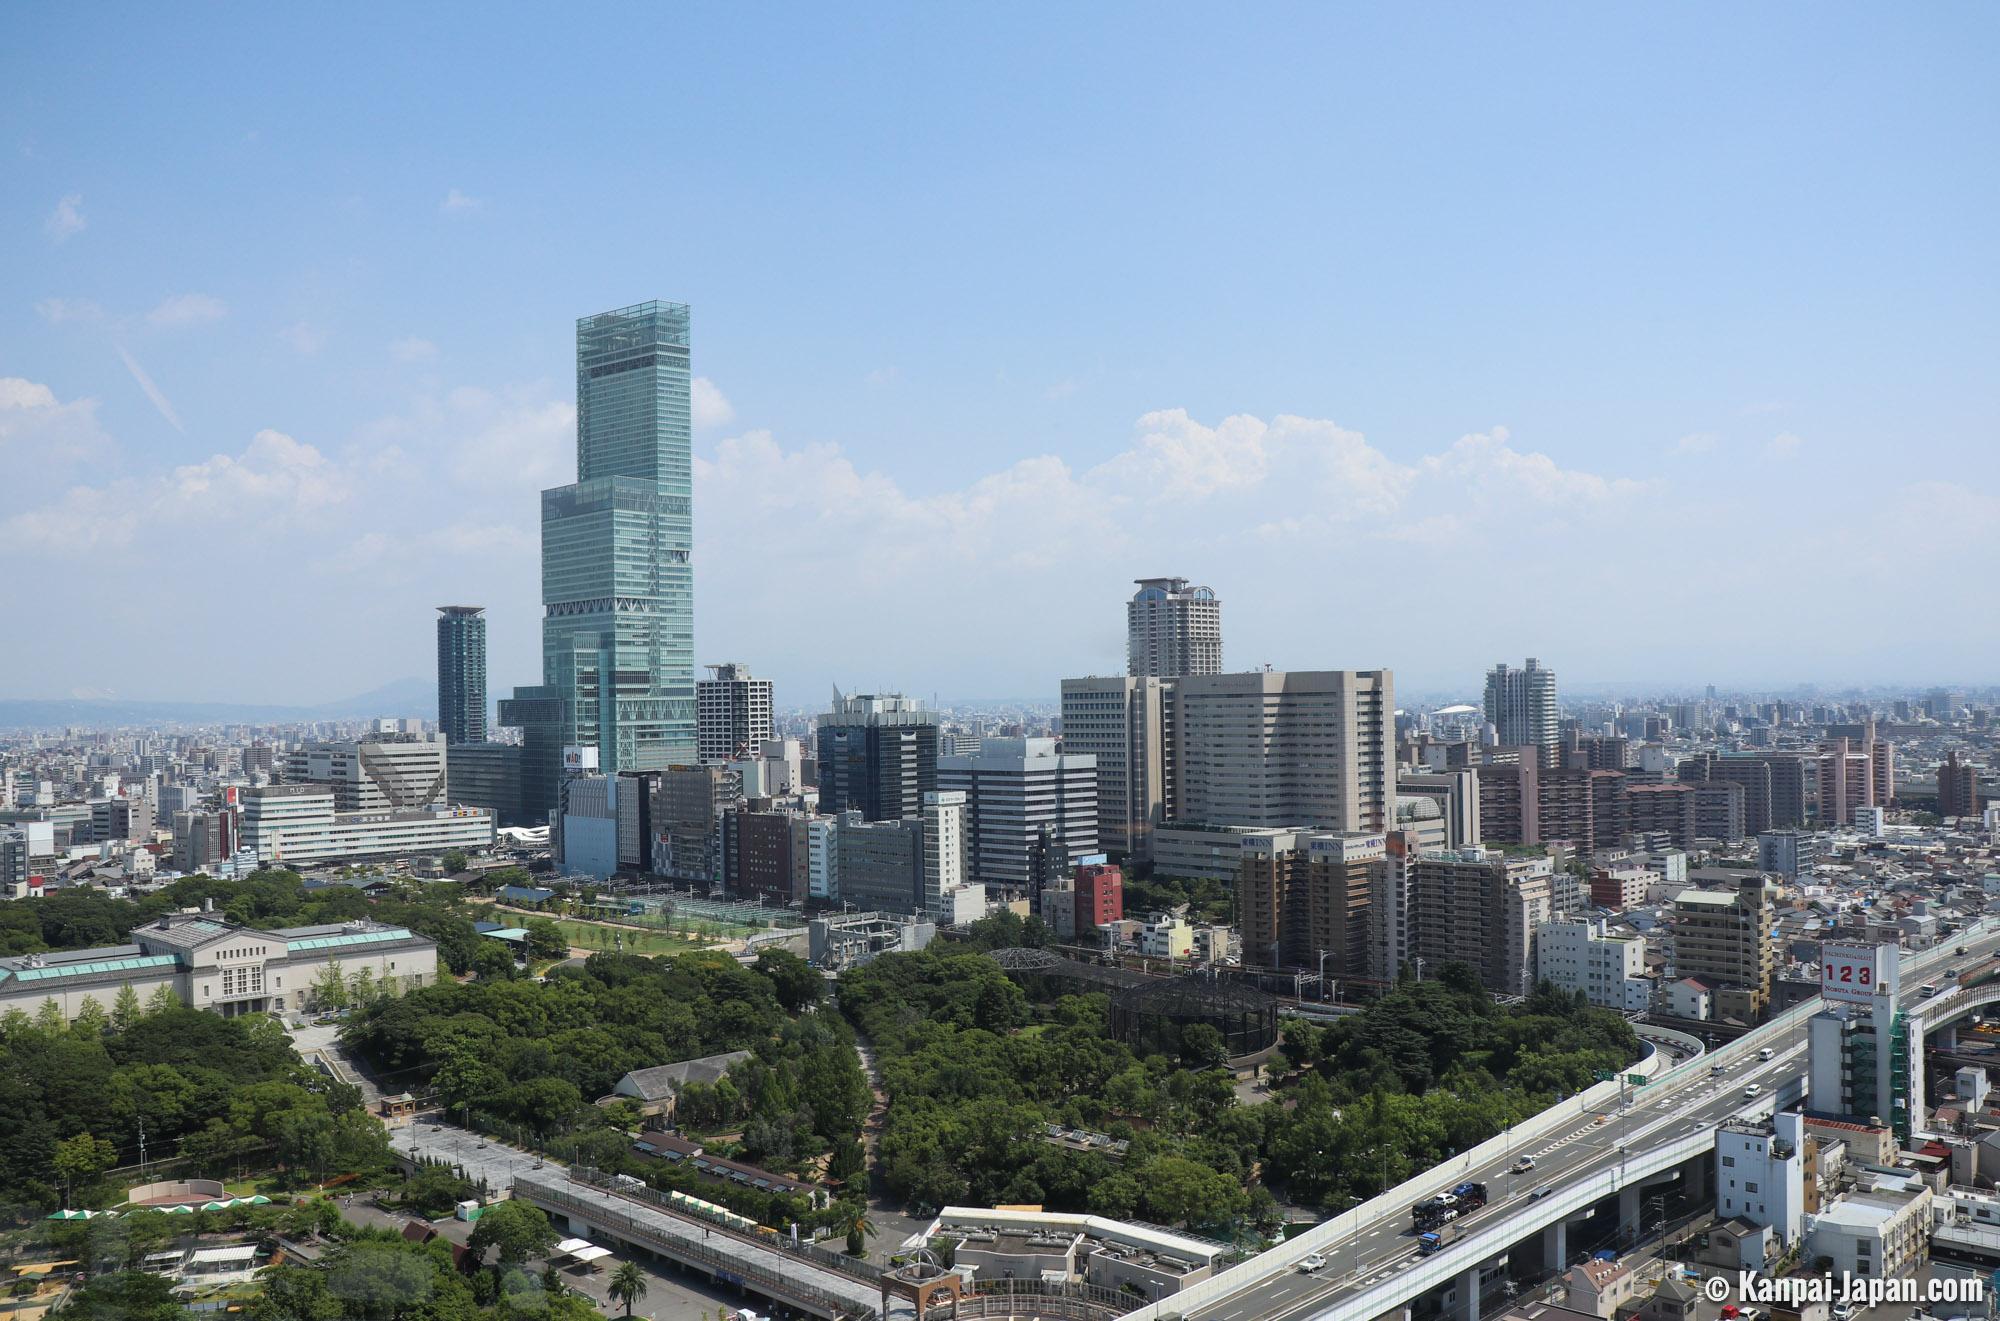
[1418,1223,1463,1255]
[1411,1194,1457,1228]
[1450,1181,1489,1211]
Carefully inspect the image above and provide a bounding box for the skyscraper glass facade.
[435,606,487,745]
[506,301,696,813]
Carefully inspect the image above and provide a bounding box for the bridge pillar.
[1619,1186,1642,1244]
[1684,1150,1710,1202]
[1938,1026,1959,1050]
[1456,1266,1481,1321]
[1543,1219,1568,1272]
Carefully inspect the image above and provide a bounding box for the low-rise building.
[1715,1112,1805,1247]
[0,911,437,1021]
[928,1206,1224,1299]
[1536,916,1651,1011]
[1806,1181,1932,1278]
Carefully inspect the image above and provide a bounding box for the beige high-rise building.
[282,735,449,813]
[1408,847,1554,996]
[1060,675,1171,861]
[1672,871,1775,1022]
[1127,577,1222,678]
[1169,669,1395,833]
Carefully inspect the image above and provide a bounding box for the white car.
[1298,1253,1328,1273]
[1512,1156,1536,1173]
[1743,1083,1763,1098]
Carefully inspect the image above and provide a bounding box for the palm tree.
[835,1202,877,1257]
[608,1260,648,1318]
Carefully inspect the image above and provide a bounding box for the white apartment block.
[1536,915,1651,1011]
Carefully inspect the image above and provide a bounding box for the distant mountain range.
[0,676,443,730]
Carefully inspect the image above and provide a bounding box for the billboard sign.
[561,745,599,773]
[1821,941,1894,1005]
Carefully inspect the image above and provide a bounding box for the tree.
[52,1131,117,1205]
[313,958,349,1011]
[441,849,469,874]
[145,984,181,1015]
[349,966,378,1009]
[473,942,518,981]
[112,983,143,1032]
[608,1260,649,1317]
[524,918,568,962]
[832,1200,876,1257]
[468,1198,558,1265]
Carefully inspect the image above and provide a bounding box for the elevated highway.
[1139,918,2000,1321]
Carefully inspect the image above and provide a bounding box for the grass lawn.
[549,918,711,957]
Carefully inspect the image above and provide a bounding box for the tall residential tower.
[697,663,774,764]
[1483,658,1559,767]
[502,301,697,818]
[1127,577,1221,678]
[435,605,488,744]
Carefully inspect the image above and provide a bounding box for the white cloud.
[278,321,325,355]
[4,428,348,554]
[114,344,185,433]
[147,293,228,328]
[440,188,481,213]
[864,366,902,388]
[0,377,111,463]
[389,336,438,362]
[691,377,734,430]
[1675,432,1718,454]
[44,193,85,241]
[35,297,104,324]
[1769,432,1803,458]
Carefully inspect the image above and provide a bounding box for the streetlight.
[1317,950,1331,1003]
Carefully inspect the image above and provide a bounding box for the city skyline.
[5,6,1999,705]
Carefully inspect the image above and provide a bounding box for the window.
[1721,1156,1735,1167]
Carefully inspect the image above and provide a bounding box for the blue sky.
[4,4,1996,707]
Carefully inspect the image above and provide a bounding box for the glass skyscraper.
[503,301,696,815]
[434,605,488,744]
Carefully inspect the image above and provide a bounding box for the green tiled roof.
[287,927,414,955]
[2,954,181,984]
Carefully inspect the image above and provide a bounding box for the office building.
[1808,1185,1932,1280]
[651,764,739,883]
[555,773,620,879]
[0,911,439,1022]
[1234,830,1382,978]
[833,814,927,916]
[698,663,773,765]
[1941,748,1981,819]
[1059,675,1171,861]
[723,806,804,907]
[504,301,698,818]
[1127,577,1221,678]
[1672,873,1775,1022]
[91,795,154,844]
[1483,659,1559,767]
[1536,916,1650,1011]
[1170,669,1395,833]
[446,742,525,827]
[171,810,238,874]
[435,606,488,745]
[283,736,449,813]
[938,737,1097,892]
[1408,847,1554,996]
[240,785,492,866]
[1807,943,1904,1136]
[815,690,939,821]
